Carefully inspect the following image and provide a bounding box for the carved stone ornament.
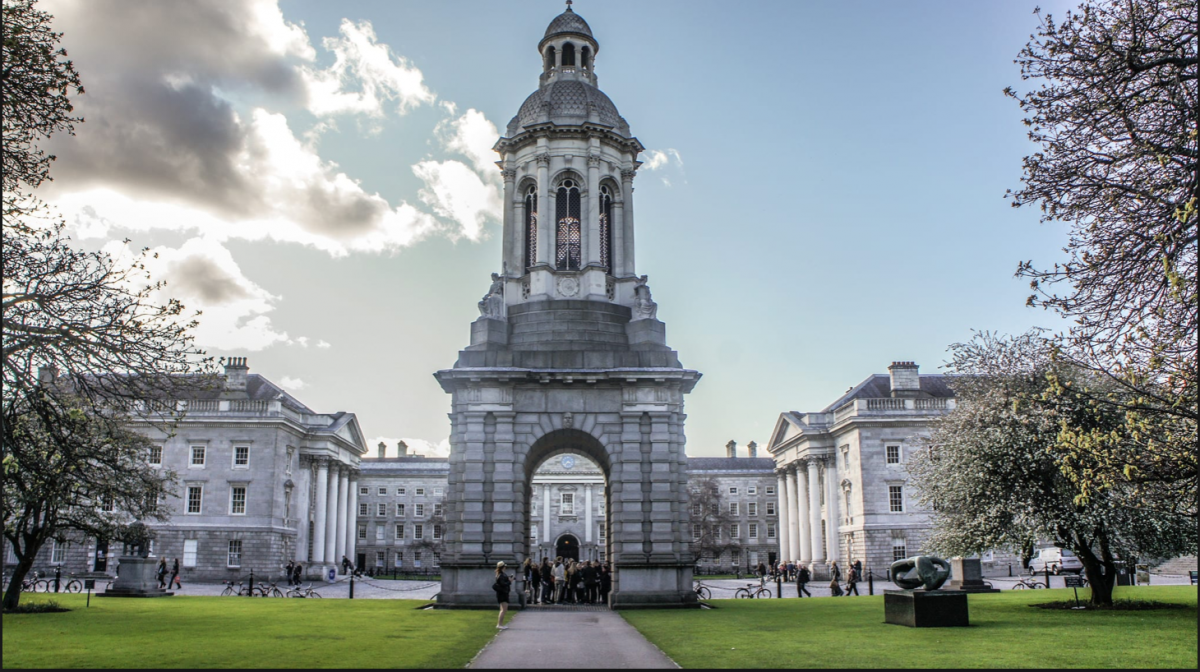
[563,412,574,428]
[631,275,657,321]
[891,555,952,591]
[557,276,580,298]
[478,272,506,319]
[501,167,517,182]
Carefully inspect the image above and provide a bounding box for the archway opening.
[556,534,580,561]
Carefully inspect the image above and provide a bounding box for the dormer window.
[555,179,581,270]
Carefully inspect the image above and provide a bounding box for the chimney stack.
[377,441,387,459]
[726,440,737,458]
[747,441,757,458]
[223,357,249,392]
[396,440,409,457]
[889,361,921,397]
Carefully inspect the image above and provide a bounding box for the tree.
[1006,0,1197,507]
[908,332,1195,606]
[688,478,741,572]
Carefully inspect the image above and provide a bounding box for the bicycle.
[734,582,772,599]
[255,581,286,598]
[221,581,248,596]
[285,583,321,598]
[1011,573,1046,589]
[693,581,713,600]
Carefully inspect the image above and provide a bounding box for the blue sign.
[325,567,337,583]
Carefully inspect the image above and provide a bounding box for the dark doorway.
[356,553,366,572]
[94,540,109,572]
[769,552,777,568]
[556,534,580,561]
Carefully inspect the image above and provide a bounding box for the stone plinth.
[97,557,173,598]
[884,590,968,627]
[946,557,1001,593]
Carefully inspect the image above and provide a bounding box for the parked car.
[1029,547,1083,575]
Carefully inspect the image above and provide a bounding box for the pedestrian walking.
[599,563,612,604]
[285,560,295,587]
[845,565,860,596]
[796,564,812,597]
[341,555,352,575]
[493,561,512,630]
[292,562,304,586]
[156,557,168,590]
[853,558,863,579]
[169,558,182,590]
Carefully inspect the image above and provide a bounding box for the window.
[395,524,405,540]
[767,523,777,539]
[148,445,163,466]
[375,551,386,568]
[359,503,368,516]
[433,524,443,540]
[598,502,605,517]
[183,539,198,567]
[748,486,757,495]
[414,504,425,517]
[233,445,249,468]
[358,526,367,541]
[560,493,574,515]
[729,502,739,516]
[889,485,904,513]
[396,487,406,496]
[377,487,387,496]
[413,524,424,540]
[729,524,739,539]
[766,502,776,515]
[190,445,206,467]
[729,487,738,495]
[555,179,582,270]
[766,486,775,496]
[692,524,701,541]
[599,184,613,272]
[415,488,425,497]
[394,553,404,567]
[731,550,740,565]
[187,485,203,514]
[561,41,575,66]
[375,526,385,541]
[377,503,387,517]
[892,539,907,562]
[396,503,406,517]
[227,540,242,567]
[360,486,369,496]
[748,502,758,516]
[598,525,605,542]
[51,541,66,564]
[886,445,901,464]
[434,503,443,517]
[531,524,539,543]
[691,503,702,517]
[524,186,538,272]
[434,488,443,496]
[100,494,115,512]
[749,523,759,539]
[230,486,246,515]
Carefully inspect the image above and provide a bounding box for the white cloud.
[435,109,501,176]
[641,148,684,171]
[317,340,332,349]
[279,376,308,391]
[301,19,435,118]
[413,160,500,242]
[369,436,451,458]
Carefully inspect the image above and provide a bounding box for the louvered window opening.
[524,187,538,272]
[599,185,613,273]
[556,180,581,270]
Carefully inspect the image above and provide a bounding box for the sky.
[37,0,1079,458]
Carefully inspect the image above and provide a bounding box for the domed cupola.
[542,4,594,42]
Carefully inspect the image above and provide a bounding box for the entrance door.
[356,553,366,571]
[556,534,580,561]
[94,540,109,572]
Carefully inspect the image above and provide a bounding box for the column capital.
[536,153,551,166]
[620,167,637,181]
[501,167,517,182]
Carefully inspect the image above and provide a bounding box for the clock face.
[561,455,576,470]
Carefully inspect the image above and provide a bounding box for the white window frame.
[396,487,406,496]
[433,524,443,540]
[729,502,739,516]
[748,486,757,495]
[396,503,405,517]
[358,526,367,540]
[766,486,775,496]
[767,523,777,539]
[229,485,247,515]
[433,503,443,517]
[692,524,701,541]
[377,503,387,517]
[560,492,575,515]
[395,524,405,540]
[748,502,758,516]
[889,485,904,513]
[749,523,758,539]
[227,539,242,568]
[413,524,424,540]
[375,551,386,567]
[183,539,198,567]
[729,524,739,539]
[414,503,424,517]
[375,526,385,541]
[892,539,908,562]
[434,488,444,496]
[51,540,66,564]
[232,445,250,469]
[148,445,163,466]
[359,486,369,496]
[186,485,203,515]
[766,502,776,515]
[189,445,206,468]
[415,488,425,497]
[359,502,368,516]
[886,445,901,465]
[728,486,738,495]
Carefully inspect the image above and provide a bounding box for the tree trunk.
[2,550,38,611]
[1073,541,1115,607]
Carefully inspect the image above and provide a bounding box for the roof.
[359,456,450,475]
[818,374,955,413]
[686,457,777,473]
[544,7,593,41]
[506,79,631,137]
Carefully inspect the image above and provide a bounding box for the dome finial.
[565,0,573,11]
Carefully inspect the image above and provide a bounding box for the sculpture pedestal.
[884,590,968,627]
[946,557,1001,593]
[97,557,173,598]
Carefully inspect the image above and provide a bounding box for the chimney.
[747,441,757,458]
[889,361,921,397]
[396,440,409,457]
[726,440,737,458]
[377,442,387,459]
[38,366,58,385]
[223,357,248,392]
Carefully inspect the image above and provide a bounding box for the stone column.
[776,471,790,564]
[347,471,359,566]
[543,484,551,543]
[824,458,839,567]
[585,483,593,544]
[611,200,625,276]
[785,468,801,561]
[586,155,601,266]
[489,412,517,560]
[312,459,329,564]
[807,460,824,564]
[514,198,527,273]
[620,168,636,276]
[536,154,551,267]
[501,167,517,273]
[335,466,350,566]
[797,464,812,563]
[324,464,340,565]
[294,457,312,563]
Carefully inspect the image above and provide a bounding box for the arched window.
[599,185,613,273]
[545,46,556,71]
[555,179,581,271]
[562,42,576,67]
[524,186,538,272]
[580,46,591,70]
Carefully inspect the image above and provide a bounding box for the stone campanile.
[434,4,701,609]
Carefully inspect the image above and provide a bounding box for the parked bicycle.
[693,581,714,600]
[255,580,286,598]
[734,582,772,599]
[285,583,322,599]
[1011,573,1046,590]
[221,581,250,596]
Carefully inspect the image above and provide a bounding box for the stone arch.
[521,427,612,562]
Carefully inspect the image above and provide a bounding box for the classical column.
[335,465,350,565]
[784,468,801,561]
[294,457,312,563]
[586,155,601,266]
[807,460,824,564]
[611,200,625,276]
[824,458,840,566]
[797,463,812,563]
[585,483,593,544]
[776,471,790,564]
[501,167,517,273]
[347,471,359,566]
[620,169,636,276]
[324,464,340,564]
[543,484,551,543]
[312,459,329,564]
[535,154,551,266]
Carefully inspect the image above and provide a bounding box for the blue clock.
[561,455,576,469]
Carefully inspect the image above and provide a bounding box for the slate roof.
[360,456,450,475]
[817,374,956,414]
[686,457,777,472]
[544,8,593,40]
[507,79,631,137]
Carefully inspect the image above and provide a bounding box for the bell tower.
[434,4,701,609]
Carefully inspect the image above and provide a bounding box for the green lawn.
[2,595,500,669]
[621,586,1199,669]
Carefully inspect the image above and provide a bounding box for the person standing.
[583,561,598,604]
[285,560,295,587]
[853,558,863,580]
[541,558,554,604]
[796,563,812,597]
[552,558,566,603]
[599,563,612,604]
[528,559,541,605]
[169,558,182,590]
[156,557,168,590]
[493,561,512,630]
[292,562,303,586]
[829,561,843,597]
[845,564,860,596]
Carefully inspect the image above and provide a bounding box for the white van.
[1029,547,1083,575]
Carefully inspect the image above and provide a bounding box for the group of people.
[283,561,305,586]
[770,558,865,597]
[155,557,182,590]
[523,557,611,605]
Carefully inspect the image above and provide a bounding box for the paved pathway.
[469,609,677,669]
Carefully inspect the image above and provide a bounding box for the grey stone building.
[353,443,450,574]
[689,442,780,574]
[767,362,954,579]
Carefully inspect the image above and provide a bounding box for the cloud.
[102,237,293,351]
[278,376,308,391]
[413,160,499,242]
[301,19,435,117]
[434,109,501,176]
[369,436,451,458]
[641,148,683,171]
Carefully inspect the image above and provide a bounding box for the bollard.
[1008,564,1012,577]
[1045,567,1051,589]
[776,574,782,598]
[248,569,254,596]
[54,566,61,593]
[868,570,874,596]
[349,574,354,599]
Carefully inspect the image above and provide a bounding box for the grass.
[621,586,1199,669]
[2,594,502,669]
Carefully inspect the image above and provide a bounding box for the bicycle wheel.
[696,586,711,600]
[221,586,235,597]
[64,580,82,593]
[270,587,285,598]
[755,588,772,599]
[1011,582,1028,589]
[734,588,751,599]
[36,579,53,593]
[307,591,321,598]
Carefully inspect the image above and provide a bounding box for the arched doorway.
[556,534,580,561]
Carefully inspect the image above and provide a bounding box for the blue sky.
[40,0,1075,456]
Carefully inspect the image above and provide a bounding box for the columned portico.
[324,465,340,564]
[797,464,812,563]
[346,470,359,565]
[312,459,330,564]
[336,466,350,565]
[824,458,840,567]
[784,468,800,561]
[807,460,823,564]
[776,472,790,563]
[294,456,313,563]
